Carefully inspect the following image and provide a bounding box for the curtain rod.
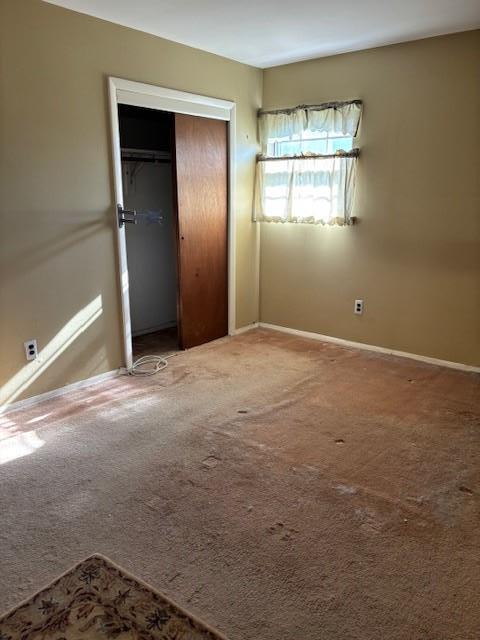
[257,149,360,162]
[259,99,362,117]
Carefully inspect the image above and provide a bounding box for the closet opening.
[118,104,180,361]
[115,95,229,370]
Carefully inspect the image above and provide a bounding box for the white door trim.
[108,77,236,369]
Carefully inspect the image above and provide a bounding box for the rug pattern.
[0,554,227,640]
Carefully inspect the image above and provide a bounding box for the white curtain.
[259,109,307,153]
[255,101,362,225]
[254,156,357,225]
[307,102,362,137]
[259,102,361,153]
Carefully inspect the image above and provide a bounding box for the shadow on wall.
[0,210,110,281]
[0,295,103,410]
[0,204,124,407]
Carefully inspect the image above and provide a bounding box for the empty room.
[0,1,479,638]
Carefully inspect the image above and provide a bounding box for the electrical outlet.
[24,339,38,361]
[354,299,364,315]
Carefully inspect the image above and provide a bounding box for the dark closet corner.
[118,105,173,153]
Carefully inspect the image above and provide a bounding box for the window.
[254,100,362,226]
[268,130,353,158]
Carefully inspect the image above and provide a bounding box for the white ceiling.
[44,0,480,68]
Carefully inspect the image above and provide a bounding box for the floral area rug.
[0,554,228,640]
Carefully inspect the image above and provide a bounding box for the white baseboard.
[233,322,259,335]
[3,323,476,416]
[0,368,124,415]
[258,322,480,374]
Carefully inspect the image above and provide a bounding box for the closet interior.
[118,105,179,359]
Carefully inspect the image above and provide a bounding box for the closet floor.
[132,327,179,360]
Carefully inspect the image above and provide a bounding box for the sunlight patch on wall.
[0,296,103,410]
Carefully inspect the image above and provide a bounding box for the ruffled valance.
[259,100,362,153]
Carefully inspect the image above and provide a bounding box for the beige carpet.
[0,554,227,640]
[0,329,479,639]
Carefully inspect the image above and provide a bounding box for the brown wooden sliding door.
[173,113,228,349]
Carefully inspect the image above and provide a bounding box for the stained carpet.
[0,329,479,639]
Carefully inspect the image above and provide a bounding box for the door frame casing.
[108,77,236,369]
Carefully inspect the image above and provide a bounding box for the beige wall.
[0,0,262,404]
[0,3,478,408]
[260,31,480,366]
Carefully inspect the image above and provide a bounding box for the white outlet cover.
[24,339,38,361]
[354,299,364,314]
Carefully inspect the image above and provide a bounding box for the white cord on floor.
[128,353,177,376]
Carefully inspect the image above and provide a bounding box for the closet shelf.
[121,148,171,163]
